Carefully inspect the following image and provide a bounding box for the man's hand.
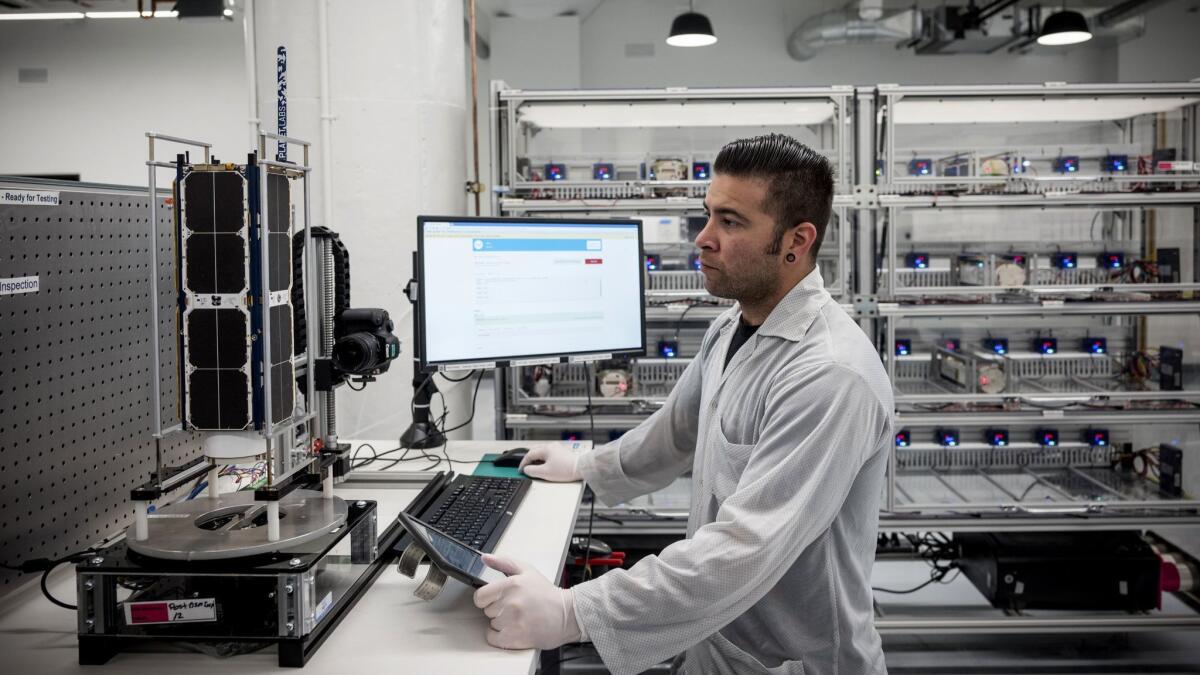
[518,446,582,482]
[472,554,582,650]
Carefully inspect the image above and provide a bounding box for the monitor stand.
[400,266,446,449]
[401,370,445,449]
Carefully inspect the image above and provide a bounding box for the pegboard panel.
[0,179,204,597]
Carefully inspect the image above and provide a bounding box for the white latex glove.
[518,445,581,482]
[472,554,582,650]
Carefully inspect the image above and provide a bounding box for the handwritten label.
[124,598,217,625]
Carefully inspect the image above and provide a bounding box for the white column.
[253,0,470,442]
[133,501,149,541]
[267,500,281,542]
[208,465,222,498]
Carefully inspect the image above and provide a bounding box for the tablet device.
[397,512,508,588]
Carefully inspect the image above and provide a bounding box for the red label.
[129,602,169,624]
[585,258,603,265]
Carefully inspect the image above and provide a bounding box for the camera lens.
[332,334,379,375]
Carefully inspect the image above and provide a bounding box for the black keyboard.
[421,475,531,552]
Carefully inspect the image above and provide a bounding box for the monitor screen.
[417,216,646,370]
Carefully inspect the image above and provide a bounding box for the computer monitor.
[416,216,646,370]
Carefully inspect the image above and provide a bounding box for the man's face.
[695,174,784,304]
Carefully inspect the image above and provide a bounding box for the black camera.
[331,308,400,376]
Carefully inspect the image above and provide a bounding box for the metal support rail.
[874,614,1200,634]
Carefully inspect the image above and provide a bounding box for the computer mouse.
[570,536,612,557]
[493,447,531,468]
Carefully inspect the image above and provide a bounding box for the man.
[473,133,894,675]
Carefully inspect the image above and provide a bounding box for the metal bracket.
[853,295,879,316]
[853,184,879,208]
[397,542,447,601]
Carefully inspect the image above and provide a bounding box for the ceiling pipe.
[1096,0,1172,27]
[977,0,1020,23]
[858,0,884,21]
[788,7,920,62]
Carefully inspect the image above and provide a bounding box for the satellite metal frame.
[133,131,324,543]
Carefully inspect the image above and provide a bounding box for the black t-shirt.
[723,316,760,372]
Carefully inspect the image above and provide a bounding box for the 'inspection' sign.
[0,276,40,296]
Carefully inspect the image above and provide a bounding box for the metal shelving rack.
[865,83,1200,636]
[873,84,1200,531]
[488,82,1200,522]
[488,82,1200,635]
[490,83,859,440]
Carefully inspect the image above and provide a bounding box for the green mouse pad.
[472,453,525,479]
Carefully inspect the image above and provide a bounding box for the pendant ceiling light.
[667,1,717,47]
[1037,9,1092,46]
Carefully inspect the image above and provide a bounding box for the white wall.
[252,0,470,442]
[0,18,246,185]
[492,15,581,89]
[473,15,582,219]
[1,3,473,444]
[1118,1,1200,82]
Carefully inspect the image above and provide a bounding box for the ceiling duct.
[788,7,921,61]
[1095,0,1173,27]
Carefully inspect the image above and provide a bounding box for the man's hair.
[713,133,834,257]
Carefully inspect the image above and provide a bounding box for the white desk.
[0,440,587,674]
[347,439,588,476]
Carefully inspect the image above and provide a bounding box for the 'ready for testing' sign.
[1,190,59,206]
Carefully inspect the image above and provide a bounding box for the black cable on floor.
[40,550,100,610]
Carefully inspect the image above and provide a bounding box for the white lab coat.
[573,267,894,675]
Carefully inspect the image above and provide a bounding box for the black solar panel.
[177,166,298,431]
[270,233,291,291]
[265,172,295,425]
[183,171,245,233]
[188,370,250,430]
[180,169,253,431]
[185,233,246,294]
[186,308,248,369]
[267,172,290,232]
[272,362,294,424]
